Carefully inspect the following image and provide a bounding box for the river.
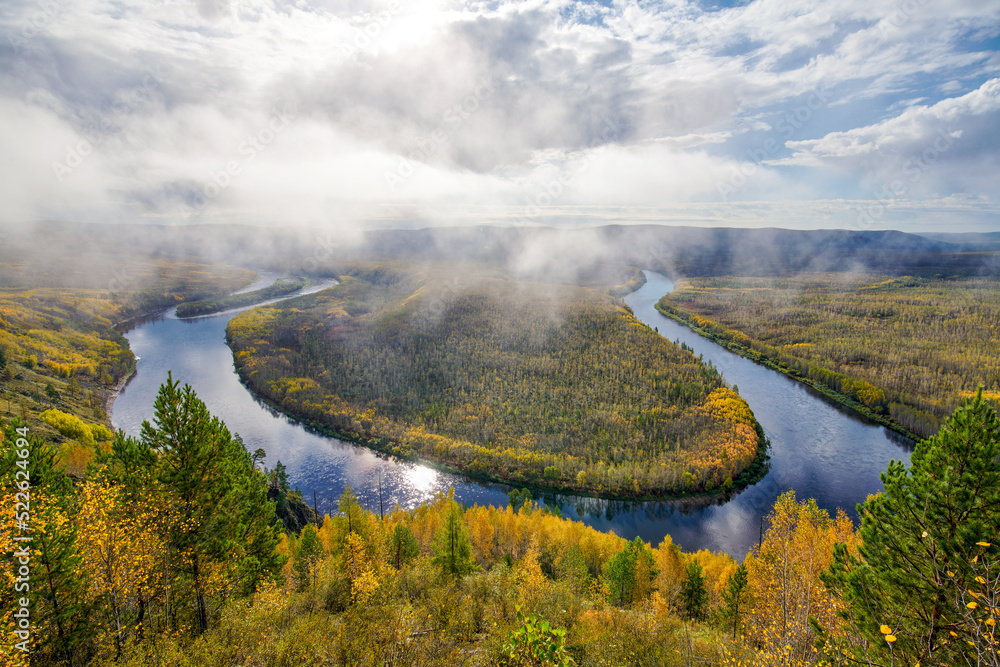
[112,270,913,560]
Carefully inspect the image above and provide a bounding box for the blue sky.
[0,0,998,232]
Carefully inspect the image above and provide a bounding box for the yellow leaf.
[885,635,896,643]
[976,542,991,547]
[880,625,892,635]
[968,602,978,609]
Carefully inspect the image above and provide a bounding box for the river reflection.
[113,270,912,560]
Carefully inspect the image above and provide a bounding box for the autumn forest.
[658,274,1000,438]
[0,222,998,667]
[226,264,765,497]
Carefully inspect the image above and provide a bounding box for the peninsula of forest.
[226,263,765,498]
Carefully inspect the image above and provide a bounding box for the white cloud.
[778,78,1000,196]
[0,0,997,228]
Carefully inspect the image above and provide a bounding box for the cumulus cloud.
[0,0,997,229]
[779,78,1000,196]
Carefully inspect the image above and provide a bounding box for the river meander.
[112,270,913,559]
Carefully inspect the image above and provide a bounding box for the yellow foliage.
[228,266,764,497]
[742,491,859,665]
[39,409,111,447]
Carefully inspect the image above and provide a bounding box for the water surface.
[112,270,912,559]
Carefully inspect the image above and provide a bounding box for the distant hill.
[5,221,996,282]
[919,231,1000,250]
[352,225,986,279]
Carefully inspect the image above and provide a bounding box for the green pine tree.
[387,524,419,570]
[268,460,289,493]
[720,564,748,639]
[821,388,1000,666]
[432,501,476,577]
[293,524,324,592]
[680,560,709,621]
[605,536,658,607]
[138,372,284,632]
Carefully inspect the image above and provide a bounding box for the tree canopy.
[822,388,1000,665]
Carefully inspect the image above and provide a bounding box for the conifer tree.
[822,389,1000,665]
[138,372,284,632]
[720,564,748,639]
[680,560,709,621]
[387,524,419,569]
[605,537,659,607]
[293,524,324,592]
[432,501,476,577]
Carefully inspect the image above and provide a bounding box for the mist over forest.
[2,0,1000,665]
[4,221,998,289]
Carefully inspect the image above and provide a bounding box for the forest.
[657,274,1000,438]
[3,380,997,666]
[175,277,307,318]
[0,253,256,476]
[2,224,999,665]
[226,264,765,497]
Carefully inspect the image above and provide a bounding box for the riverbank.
[653,302,921,442]
[176,277,308,318]
[225,267,769,501]
[101,359,136,422]
[607,267,647,297]
[105,272,264,425]
[114,264,918,558]
[232,362,771,503]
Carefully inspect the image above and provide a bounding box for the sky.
[1,0,999,233]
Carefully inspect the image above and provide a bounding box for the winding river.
[112,270,913,560]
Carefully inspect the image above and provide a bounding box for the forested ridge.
[658,274,1000,438]
[4,383,998,666]
[175,277,307,318]
[0,253,256,476]
[227,264,764,497]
